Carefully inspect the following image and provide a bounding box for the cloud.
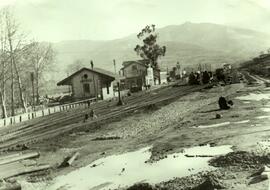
[0,0,16,7]
[5,0,270,42]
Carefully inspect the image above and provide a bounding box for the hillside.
[51,22,270,81]
[240,53,270,78]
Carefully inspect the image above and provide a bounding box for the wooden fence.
[0,97,97,128]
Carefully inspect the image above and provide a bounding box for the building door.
[83,83,90,96]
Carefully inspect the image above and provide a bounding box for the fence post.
[4,119,6,126]
[48,108,51,115]
[32,113,35,119]
[19,116,22,122]
[54,107,56,113]
[10,117,13,125]
[28,113,30,120]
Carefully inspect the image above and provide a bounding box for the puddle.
[194,120,251,129]
[256,115,270,119]
[195,122,230,129]
[233,120,250,124]
[261,108,270,112]
[22,145,232,190]
[236,93,270,101]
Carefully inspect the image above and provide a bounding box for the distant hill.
[51,22,270,81]
[240,53,270,77]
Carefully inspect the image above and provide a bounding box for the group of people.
[188,71,213,85]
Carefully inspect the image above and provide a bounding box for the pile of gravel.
[191,175,225,190]
[209,151,270,169]
[155,171,225,190]
[124,170,229,190]
[127,183,156,190]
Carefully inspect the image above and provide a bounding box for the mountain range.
[51,22,270,81]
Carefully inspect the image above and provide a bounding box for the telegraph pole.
[113,59,117,75]
[176,61,181,79]
[117,82,123,106]
[30,72,35,111]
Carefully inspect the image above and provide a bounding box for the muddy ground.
[10,78,270,190]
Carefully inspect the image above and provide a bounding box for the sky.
[0,0,270,42]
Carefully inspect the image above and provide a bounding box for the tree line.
[0,7,55,119]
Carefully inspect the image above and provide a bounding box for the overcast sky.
[1,0,270,42]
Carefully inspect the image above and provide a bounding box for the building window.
[83,74,88,79]
[106,83,110,94]
[132,65,137,71]
[83,83,90,93]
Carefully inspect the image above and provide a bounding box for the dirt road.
[2,76,270,190]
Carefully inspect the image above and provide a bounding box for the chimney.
[90,60,94,69]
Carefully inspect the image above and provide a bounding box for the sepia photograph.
[0,0,270,189]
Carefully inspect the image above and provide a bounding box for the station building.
[57,67,115,100]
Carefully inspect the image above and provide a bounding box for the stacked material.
[0,152,50,189]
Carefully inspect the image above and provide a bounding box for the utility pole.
[67,72,71,94]
[176,61,181,79]
[90,60,97,99]
[117,82,123,106]
[30,72,35,111]
[113,59,116,75]
[11,60,14,116]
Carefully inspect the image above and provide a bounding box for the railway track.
[0,84,176,137]
[0,84,210,151]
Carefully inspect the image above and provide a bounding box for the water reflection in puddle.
[256,116,270,119]
[22,145,232,190]
[261,108,270,112]
[236,93,270,101]
[233,120,250,124]
[195,122,230,129]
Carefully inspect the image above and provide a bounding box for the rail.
[0,97,97,127]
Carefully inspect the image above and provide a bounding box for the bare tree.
[0,10,8,118]
[3,8,27,114]
[0,44,8,118]
[26,42,55,104]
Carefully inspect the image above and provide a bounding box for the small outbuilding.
[57,67,115,100]
[120,60,160,91]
